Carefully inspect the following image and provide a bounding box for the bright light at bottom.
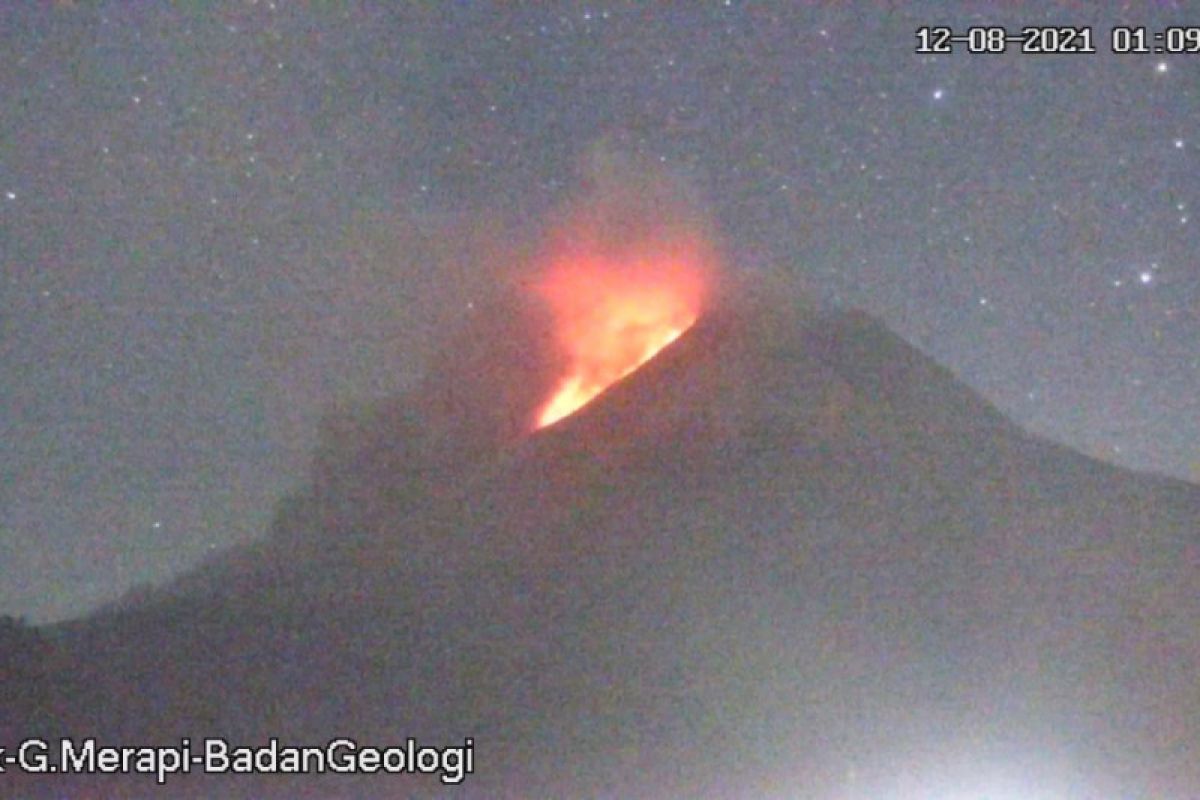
[835,761,1078,800]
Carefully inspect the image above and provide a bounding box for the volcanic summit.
[4,268,1198,799]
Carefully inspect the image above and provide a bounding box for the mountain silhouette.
[4,282,1198,799]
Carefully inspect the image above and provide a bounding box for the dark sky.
[2,2,1196,623]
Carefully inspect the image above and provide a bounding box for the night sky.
[2,2,1196,623]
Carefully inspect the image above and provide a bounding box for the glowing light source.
[534,253,704,428]
[527,149,719,429]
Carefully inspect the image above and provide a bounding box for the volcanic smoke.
[532,155,719,429]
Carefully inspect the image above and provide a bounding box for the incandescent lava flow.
[533,230,716,430]
[525,148,722,430]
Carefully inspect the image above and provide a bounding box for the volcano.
[4,282,1198,799]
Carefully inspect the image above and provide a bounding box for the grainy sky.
[2,2,1196,623]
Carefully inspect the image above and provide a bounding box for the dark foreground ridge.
[4,286,1198,799]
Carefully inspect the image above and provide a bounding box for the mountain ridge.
[13,285,1198,799]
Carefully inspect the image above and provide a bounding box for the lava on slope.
[530,155,719,429]
[534,249,710,428]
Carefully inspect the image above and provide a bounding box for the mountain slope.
[7,287,1198,799]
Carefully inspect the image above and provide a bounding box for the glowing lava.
[534,247,709,429]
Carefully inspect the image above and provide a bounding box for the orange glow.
[534,244,710,429]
